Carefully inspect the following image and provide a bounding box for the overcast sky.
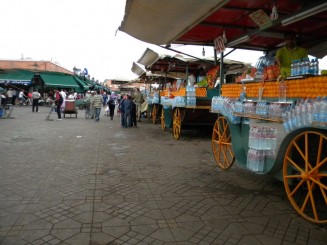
[0,0,325,82]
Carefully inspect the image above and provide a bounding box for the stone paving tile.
[0,107,326,245]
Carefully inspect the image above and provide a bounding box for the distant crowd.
[0,87,146,125]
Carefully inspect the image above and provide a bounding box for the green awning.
[0,70,34,85]
[40,73,79,89]
[73,76,90,91]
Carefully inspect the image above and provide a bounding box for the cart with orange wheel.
[160,88,219,140]
[211,77,327,224]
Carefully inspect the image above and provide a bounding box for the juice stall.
[120,0,327,223]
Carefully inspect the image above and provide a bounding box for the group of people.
[118,88,144,128]
[0,88,41,112]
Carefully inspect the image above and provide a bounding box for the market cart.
[63,100,78,118]
[211,76,327,224]
[159,87,219,139]
[120,0,327,223]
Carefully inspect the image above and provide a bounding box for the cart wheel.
[152,105,157,124]
[211,116,235,170]
[283,130,327,224]
[161,109,165,131]
[173,108,182,140]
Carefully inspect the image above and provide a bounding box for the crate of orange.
[196,87,207,97]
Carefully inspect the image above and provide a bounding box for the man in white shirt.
[18,90,26,105]
[32,89,41,112]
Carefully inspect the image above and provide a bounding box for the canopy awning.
[73,76,90,90]
[0,70,34,85]
[131,62,146,76]
[120,0,327,57]
[40,72,80,89]
[120,0,228,45]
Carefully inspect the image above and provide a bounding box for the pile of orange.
[221,75,327,99]
[171,88,186,97]
[196,87,207,97]
[221,83,242,98]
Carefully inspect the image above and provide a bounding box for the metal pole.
[185,63,189,86]
[219,52,224,94]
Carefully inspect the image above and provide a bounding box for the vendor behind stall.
[275,33,308,77]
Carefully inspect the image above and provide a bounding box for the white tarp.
[120,0,229,45]
[131,62,146,76]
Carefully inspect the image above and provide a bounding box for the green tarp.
[0,70,34,85]
[40,73,80,89]
[73,76,90,91]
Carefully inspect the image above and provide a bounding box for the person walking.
[12,89,17,105]
[32,89,41,112]
[131,99,137,127]
[18,90,27,105]
[133,88,144,122]
[89,91,96,119]
[119,95,127,127]
[107,93,116,120]
[93,90,103,122]
[53,89,63,120]
[102,92,108,107]
[83,91,91,118]
[6,88,13,105]
[123,95,132,128]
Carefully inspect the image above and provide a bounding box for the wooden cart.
[153,88,219,139]
[211,78,327,224]
[63,100,78,118]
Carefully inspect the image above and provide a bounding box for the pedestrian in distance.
[107,93,116,120]
[93,90,103,122]
[32,89,41,112]
[123,95,132,128]
[133,88,144,122]
[53,89,63,120]
[119,95,127,127]
[131,99,137,127]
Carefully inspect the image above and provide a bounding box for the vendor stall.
[120,0,327,223]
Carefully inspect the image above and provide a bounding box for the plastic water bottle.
[304,58,310,74]
[313,58,319,75]
[318,96,327,127]
[313,96,321,122]
[279,79,287,102]
[291,60,295,76]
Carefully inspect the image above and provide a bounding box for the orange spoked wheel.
[152,105,157,124]
[161,109,165,131]
[283,130,327,224]
[212,116,235,170]
[173,108,182,140]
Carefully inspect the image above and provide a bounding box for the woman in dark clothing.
[107,95,116,120]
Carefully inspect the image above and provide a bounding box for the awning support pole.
[219,52,224,95]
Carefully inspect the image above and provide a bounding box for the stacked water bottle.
[247,126,277,173]
[269,103,284,119]
[255,101,269,118]
[283,97,327,133]
[211,96,241,124]
[152,93,160,104]
[172,96,186,107]
[160,96,173,108]
[291,58,319,76]
[147,96,153,105]
[186,86,196,107]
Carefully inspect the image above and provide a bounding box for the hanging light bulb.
[222,30,227,43]
[270,4,278,20]
[202,46,205,56]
